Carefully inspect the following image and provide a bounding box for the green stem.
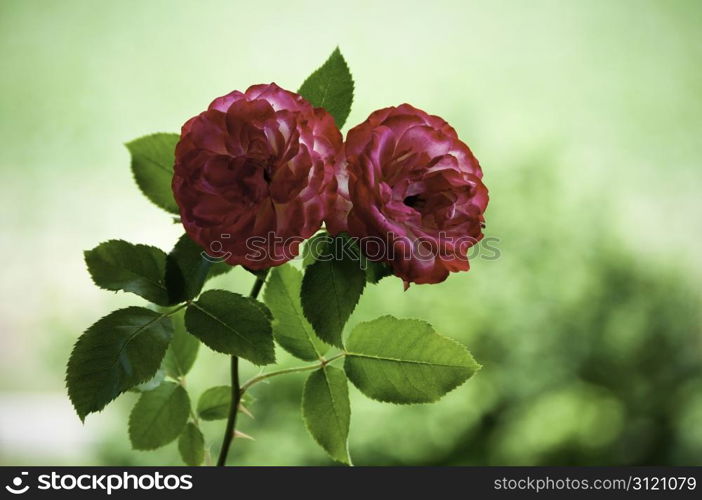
[249,272,266,298]
[167,301,189,316]
[216,271,268,467]
[240,352,346,394]
[216,356,240,466]
[152,301,188,327]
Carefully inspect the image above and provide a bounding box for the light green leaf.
[84,240,170,306]
[126,133,180,214]
[178,422,205,466]
[196,386,253,420]
[165,233,232,304]
[301,235,365,347]
[66,307,173,420]
[128,381,190,450]
[197,386,231,421]
[298,48,354,128]
[344,316,481,404]
[245,267,269,280]
[185,290,275,365]
[133,368,165,392]
[264,264,327,361]
[302,365,351,464]
[163,309,199,378]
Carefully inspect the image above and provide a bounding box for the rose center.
[403,194,426,210]
[239,156,276,184]
[262,164,273,183]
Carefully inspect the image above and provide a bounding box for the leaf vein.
[190,302,255,347]
[346,353,469,369]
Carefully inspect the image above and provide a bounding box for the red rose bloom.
[172,83,342,269]
[327,104,488,285]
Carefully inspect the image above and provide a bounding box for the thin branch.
[240,352,346,394]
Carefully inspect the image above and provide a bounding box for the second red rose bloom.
[327,104,489,285]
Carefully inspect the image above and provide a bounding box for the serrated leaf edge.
[125,132,180,215]
[302,366,352,465]
[298,47,355,128]
[186,290,275,365]
[128,382,190,451]
[265,265,323,361]
[84,239,169,301]
[343,315,481,405]
[301,256,366,349]
[66,306,173,420]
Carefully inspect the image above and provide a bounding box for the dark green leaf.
[208,261,232,280]
[264,264,327,361]
[298,48,354,128]
[304,232,389,283]
[362,259,393,284]
[301,235,365,347]
[197,386,231,421]
[178,422,205,466]
[251,298,273,321]
[126,133,180,214]
[165,233,232,304]
[302,365,351,464]
[163,309,199,378]
[302,231,332,267]
[128,381,190,450]
[185,290,275,365]
[66,307,173,420]
[341,233,393,284]
[85,240,170,306]
[344,316,481,404]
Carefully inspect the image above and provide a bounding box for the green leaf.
[185,290,275,365]
[178,422,205,466]
[302,366,351,464]
[251,298,273,321]
[197,385,231,421]
[244,266,269,280]
[303,232,390,283]
[264,264,327,361]
[66,307,173,420]
[301,235,365,347]
[298,48,354,128]
[364,261,392,284]
[128,381,190,450]
[207,260,232,280]
[340,233,393,284]
[133,368,165,392]
[163,309,199,378]
[85,240,170,306]
[165,233,232,304]
[196,386,252,420]
[344,316,481,404]
[302,231,332,267]
[126,133,180,214]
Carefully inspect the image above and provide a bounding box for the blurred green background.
[1,0,701,466]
